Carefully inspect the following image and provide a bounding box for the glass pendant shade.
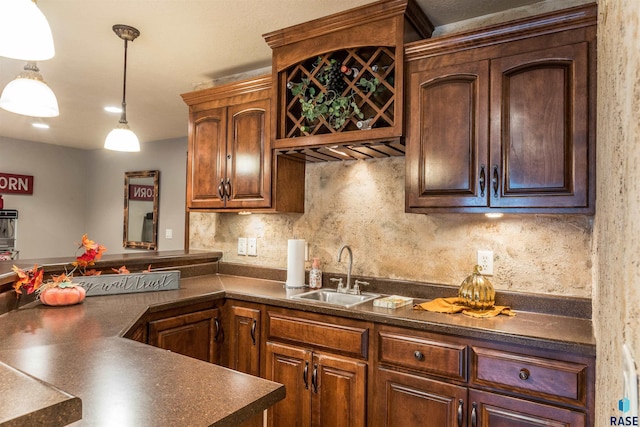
[0,0,55,61]
[0,62,59,117]
[104,122,140,152]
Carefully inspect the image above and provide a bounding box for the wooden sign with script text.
[74,271,180,296]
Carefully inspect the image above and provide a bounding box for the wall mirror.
[124,170,159,250]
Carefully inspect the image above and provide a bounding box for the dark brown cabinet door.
[374,367,467,427]
[187,108,227,209]
[226,98,272,209]
[406,37,593,213]
[266,341,312,427]
[265,342,367,427]
[469,389,586,427]
[406,60,489,209]
[228,304,261,377]
[148,308,220,364]
[186,95,272,210]
[489,42,590,210]
[312,352,367,427]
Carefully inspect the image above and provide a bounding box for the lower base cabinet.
[226,302,264,427]
[148,307,221,363]
[374,367,467,427]
[373,325,592,427]
[265,341,367,427]
[131,299,593,427]
[374,369,586,427]
[469,389,586,427]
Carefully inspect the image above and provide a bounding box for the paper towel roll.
[286,239,306,288]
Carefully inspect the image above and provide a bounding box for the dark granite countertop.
[213,273,596,356]
[0,265,595,426]
[0,361,81,426]
[0,265,285,427]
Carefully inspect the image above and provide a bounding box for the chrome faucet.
[337,244,354,294]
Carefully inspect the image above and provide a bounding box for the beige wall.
[0,137,87,259]
[0,136,187,259]
[190,156,593,297]
[594,0,640,423]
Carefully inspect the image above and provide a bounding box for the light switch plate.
[237,237,247,256]
[247,238,257,256]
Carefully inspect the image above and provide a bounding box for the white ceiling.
[0,0,542,150]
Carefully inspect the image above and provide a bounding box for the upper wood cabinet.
[263,0,433,157]
[182,76,304,212]
[405,4,597,214]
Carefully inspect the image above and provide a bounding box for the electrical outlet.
[237,237,247,256]
[247,238,257,257]
[477,250,494,275]
[165,229,173,239]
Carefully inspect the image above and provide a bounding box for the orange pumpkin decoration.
[39,284,86,306]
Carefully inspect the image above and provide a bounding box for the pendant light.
[0,61,59,117]
[104,24,140,152]
[0,0,55,61]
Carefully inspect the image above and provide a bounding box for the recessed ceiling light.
[104,106,122,113]
[32,122,50,129]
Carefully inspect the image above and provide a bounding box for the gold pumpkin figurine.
[458,265,496,309]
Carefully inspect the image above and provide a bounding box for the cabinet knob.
[518,368,530,380]
[227,154,232,160]
[414,350,424,361]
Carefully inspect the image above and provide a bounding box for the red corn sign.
[0,173,34,195]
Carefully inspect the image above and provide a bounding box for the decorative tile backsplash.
[190,157,592,298]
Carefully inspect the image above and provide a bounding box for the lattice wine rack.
[281,46,396,139]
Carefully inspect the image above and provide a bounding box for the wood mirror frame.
[124,170,159,250]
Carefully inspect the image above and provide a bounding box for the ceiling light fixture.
[0,61,59,117]
[104,24,140,152]
[0,0,55,61]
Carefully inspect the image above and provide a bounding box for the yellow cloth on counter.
[413,297,515,318]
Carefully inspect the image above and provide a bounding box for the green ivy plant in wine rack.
[283,46,396,138]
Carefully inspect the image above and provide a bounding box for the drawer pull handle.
[312,364,318,394]
[519,368,530,380]
[471,402,477,427]
[217,179,225,200]
[414,350,424,361]
[213,317,221,342]
[457,399,463,427]
[303,361,309,390]
[250,319,257,346]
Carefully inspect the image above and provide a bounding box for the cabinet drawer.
[378,330,467,381]
[471,346,588,406]
[267,312,368,359]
